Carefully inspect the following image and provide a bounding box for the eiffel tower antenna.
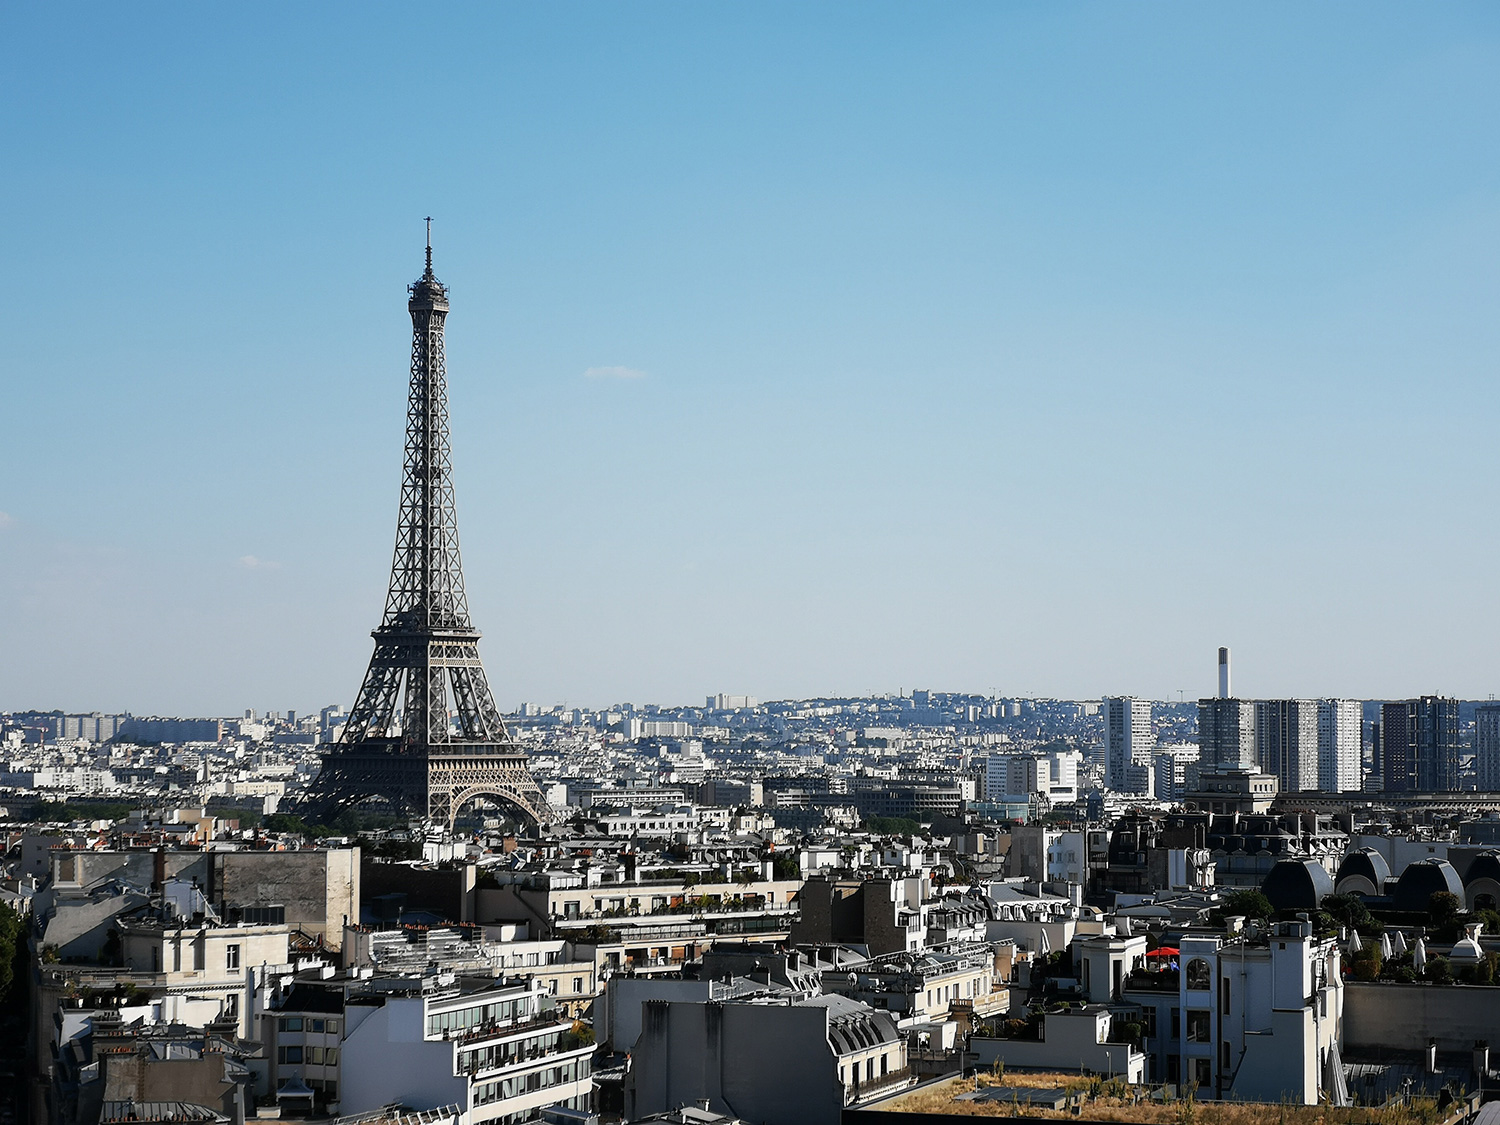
[302,233,552,829]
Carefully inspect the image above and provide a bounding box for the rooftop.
[871,1074,1471,1123]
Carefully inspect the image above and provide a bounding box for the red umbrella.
[1147,946,1180,958]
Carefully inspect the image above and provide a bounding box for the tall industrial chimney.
[1218,647,1231,699]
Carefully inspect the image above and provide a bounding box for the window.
[1185,958,1211,990]
[308,1046,324,1064]
[1186,1011,1210,1043]
[1141,1008,1157,1038]
[549,980,558,995]
[278,1046,304,1065]
[226,994,239,1020]
[226,944,241,971]
[1193,1058,1212,1087]
[172,943,182,972]
[281,1017,304,1032]
[573,978,583,994]
[1171,1008,1181,1040]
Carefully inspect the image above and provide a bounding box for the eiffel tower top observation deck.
[303,228,551,828]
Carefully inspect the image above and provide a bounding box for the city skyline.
[5,5,1500,713]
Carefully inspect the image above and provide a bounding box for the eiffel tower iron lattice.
[303,236,552,829]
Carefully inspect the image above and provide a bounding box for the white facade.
[119,919,291,1038]
[1153,745,1200,803]
[1104,697,1153,793]
[1045,830,1089,884]
[1174,921,1342,1103]
[340,980,592,1125]
[1317,699,1362,793]
[986,748,1082,804]
[597,803,698,837]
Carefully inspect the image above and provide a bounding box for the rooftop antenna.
[424,216,433,274]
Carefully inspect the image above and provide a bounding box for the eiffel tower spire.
[303,231,551,828]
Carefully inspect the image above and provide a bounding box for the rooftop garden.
[873,1072,1466,1124]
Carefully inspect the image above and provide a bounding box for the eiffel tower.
[303,229,552,829]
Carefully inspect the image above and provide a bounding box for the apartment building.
[323,976,593,1125]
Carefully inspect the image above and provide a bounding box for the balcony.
[847,1066,914,1102]
[1124,968,1180,994]
[444,1010,572,1049]
[456,1032,590,1077]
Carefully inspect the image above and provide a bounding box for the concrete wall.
[54,849,209,889]
[1344,981,1500,1052]
[1231,1008,1320,1105]
[36,848,357,952]
[628,1001,843,1125]
[340,997,467,1115]
[214,849,359,949]
[969,1014,1145,1082]
[788,879,864,946]
[597,977,718,1054]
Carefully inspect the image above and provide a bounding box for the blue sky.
[3,3,1500,714]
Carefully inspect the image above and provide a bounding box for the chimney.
[1218,647,1231,699]
[1426,1037,1438,1073]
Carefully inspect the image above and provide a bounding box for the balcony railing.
[456,1033,589,1077]
[847,1066,914,1102]
[444,1010,571,1048]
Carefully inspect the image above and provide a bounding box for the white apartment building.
[337,978,592,1125]
[984,749,1082,804]
[118,916,291,1037]
[1153,745,1200,803]
[1317,699,1362,793]
[1104,697,1154,794]
[596,803,698,837]
[1172,920,1342,1102]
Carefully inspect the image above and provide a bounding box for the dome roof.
[1451,923,1485,965]
[1262,858,1335,912]
[1464,851,1500,887]
[1335,848,1392,894]
[1392,858,1464,913]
